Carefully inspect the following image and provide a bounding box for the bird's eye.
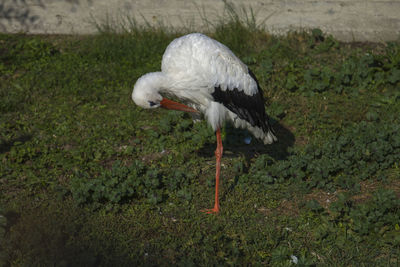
[148,101,157,107]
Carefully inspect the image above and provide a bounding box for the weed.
[0,10,399,266]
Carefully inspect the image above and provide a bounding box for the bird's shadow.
[196,120,295,166]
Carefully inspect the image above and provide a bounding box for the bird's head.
[132,73,163,109]
[132,72,198,113]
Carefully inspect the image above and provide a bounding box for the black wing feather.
[211,69,273,134]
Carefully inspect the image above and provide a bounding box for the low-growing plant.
[69,160,193,208]
[326,189,400,244]
[0,15,399,266]
[241,120,400,191]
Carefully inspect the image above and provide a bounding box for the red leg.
[202,128,223,214]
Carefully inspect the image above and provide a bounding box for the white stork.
[132,33,277,213]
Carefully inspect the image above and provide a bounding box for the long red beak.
[160,98,199,113]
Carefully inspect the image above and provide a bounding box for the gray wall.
[1,0,399,42]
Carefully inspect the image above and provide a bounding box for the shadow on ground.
[197,120,295,163]
[1,202,139,266]
[0,0,91,32]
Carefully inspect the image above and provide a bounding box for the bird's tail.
[262,128,277,145]
[243,119,277,145]
[260,117,277,145]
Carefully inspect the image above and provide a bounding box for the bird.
[132,33,277,213]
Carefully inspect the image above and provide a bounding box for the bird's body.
[132,33,276,213]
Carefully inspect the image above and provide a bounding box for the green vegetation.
[1,12,399,266]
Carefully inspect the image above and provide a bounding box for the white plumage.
[132,33,277,213]
[132,33,277,145]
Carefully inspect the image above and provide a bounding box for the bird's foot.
[201,206,219,214]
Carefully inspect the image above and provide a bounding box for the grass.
[1,10,400,266]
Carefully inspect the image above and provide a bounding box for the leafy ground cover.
[1,13,400,266]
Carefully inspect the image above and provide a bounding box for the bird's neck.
[144,72,173,94]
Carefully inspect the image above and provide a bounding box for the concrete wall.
[1,0,399,42]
